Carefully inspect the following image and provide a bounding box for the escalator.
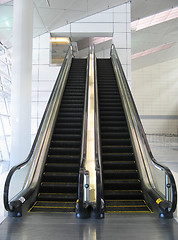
[97,59,152,213]
[29,58,87,213]
[4,45,176,218]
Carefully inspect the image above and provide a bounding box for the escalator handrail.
[77,51,90,210]
[110,44,177,214]
[4,45,73,212]
[93,46,104,209]
[80,54,89,169]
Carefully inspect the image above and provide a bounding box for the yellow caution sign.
[156,198,162,205]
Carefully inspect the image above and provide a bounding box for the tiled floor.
[0,135,178,239]
[0,212,178,240]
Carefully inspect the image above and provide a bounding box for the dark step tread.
[43,172,78,177]
[37,193,77,201]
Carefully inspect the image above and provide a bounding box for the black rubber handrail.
[110,44,177,215]
[4,45,73,212]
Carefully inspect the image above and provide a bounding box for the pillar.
[11,0,34,166]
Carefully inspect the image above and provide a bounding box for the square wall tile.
[39,91,51,102]
[32,65,39,80]
[32,81,38,91]
[38,81,55,91]
[39,49,49,64]
[113,33,127,48]
[32,49,39,64]
[32,92,38,101]
[33,36,40,49]
[39,33,50,49]
[39,65,59,80]
[38,102,48,118]
[114,13,127,23]
[114,23,127,33]
[115,48,127,65]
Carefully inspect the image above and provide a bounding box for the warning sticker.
[156,198,162,204]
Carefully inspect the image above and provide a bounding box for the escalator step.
[102,138,131,146]
[101,121,127,127]
[102,145,133,153]
[50,140,81,148]
[103,169,139,179]
[105,200,152,213]
[104,190,143,200]
[56,117,82,123]
[61,100,84,104]
[105,206,151,213]
[48,147,80,155]
[103,161,137,170]
[40,182,78,193]
[54,128,81,134]
[44,163,79,172]
[103,179,141,190]
[102,153,135,161]
[59,107,84,112]
[47,154,80,163]
[100,111,125,116]
[101,126,129,133]
[30,201,76,213]
[60,103,84,108]
[37,193,77,201]
[52,134,81,141]
[100,115,126,121]
[55,122,82,128]
[101,132,130,139]
[42,172,78,182]
[61,96,84,101]
[58,112,83,118]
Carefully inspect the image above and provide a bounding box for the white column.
[11,0,34,166]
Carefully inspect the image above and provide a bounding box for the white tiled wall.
[32,33,60,141]
[132,58,178,134]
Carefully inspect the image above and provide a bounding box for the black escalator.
[97,59,152,213]
[30,58,87,213]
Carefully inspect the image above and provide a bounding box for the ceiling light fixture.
[131,6,178,31]
[50,37,70,44]
[131,42,176,59]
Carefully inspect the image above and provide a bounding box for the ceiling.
[0,0,178,70]
[131,0,178,70]
[0,0,127,47]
